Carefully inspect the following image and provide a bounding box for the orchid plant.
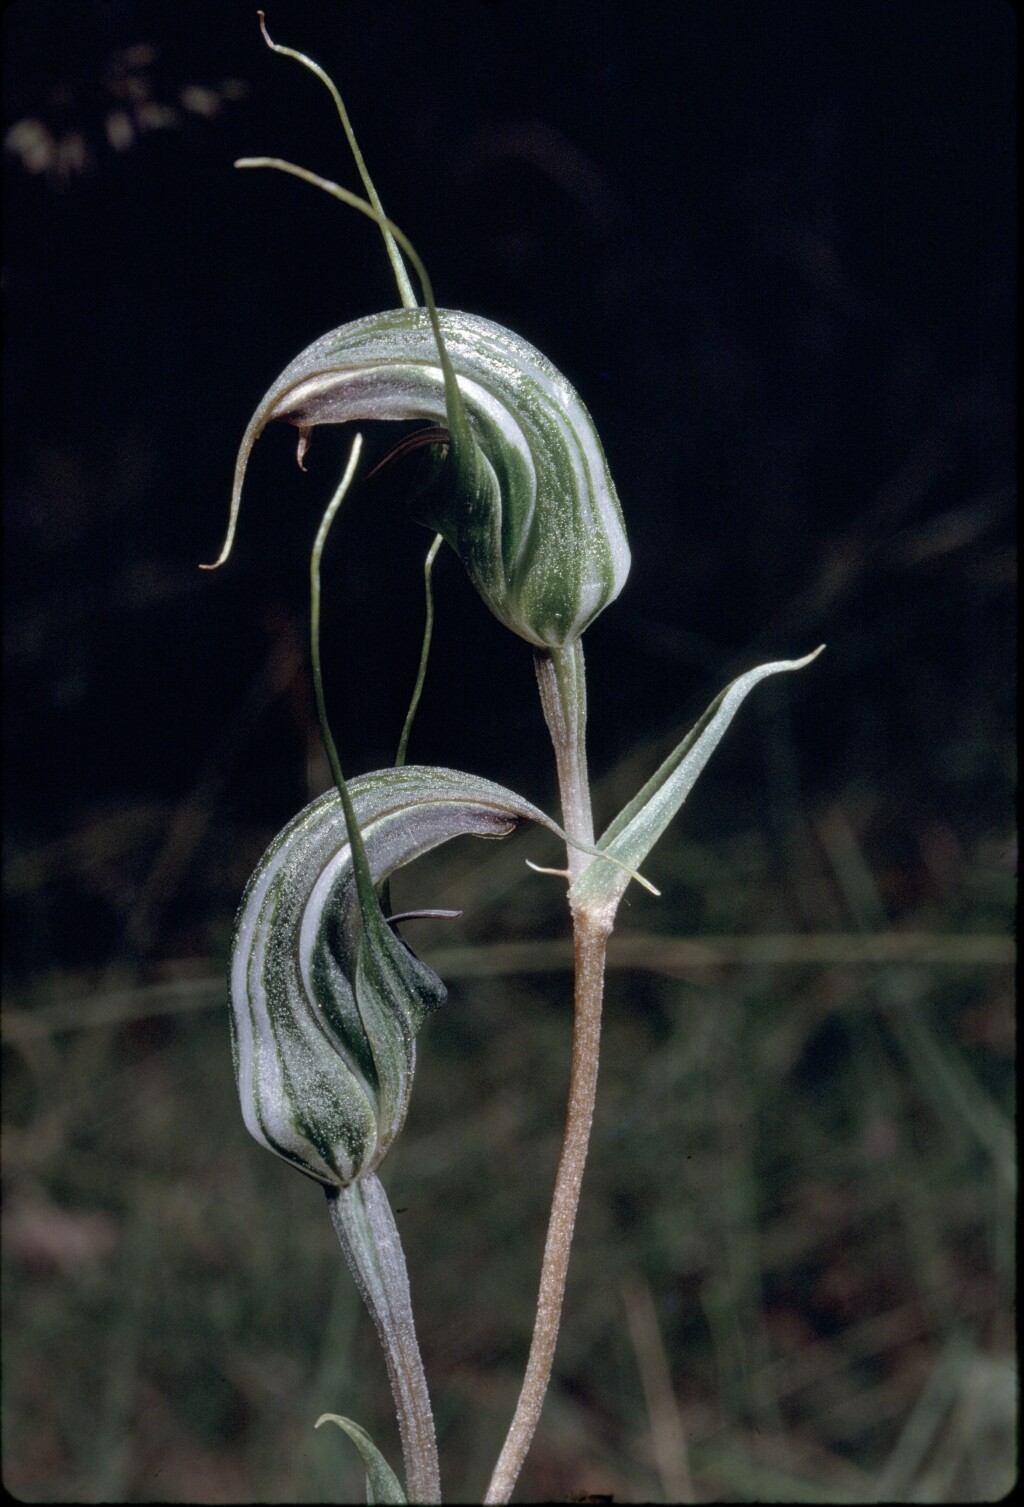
[207,17,821,1502]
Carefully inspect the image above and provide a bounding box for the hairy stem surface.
[327,1174,441,1503]
[485,643,613,1503]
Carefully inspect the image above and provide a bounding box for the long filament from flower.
[256,11,416,310]
[308,432,386,935]
[396,532,443,768]
[231,159,475,508]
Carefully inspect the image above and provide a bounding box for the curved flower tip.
[230,765,564,1188]
[209,307,630,644]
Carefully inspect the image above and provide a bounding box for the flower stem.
[533,642,595,881]
[485,643,612,1504]
[326,1174,441,1504]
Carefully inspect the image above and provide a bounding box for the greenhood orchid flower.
[216,305,630,649]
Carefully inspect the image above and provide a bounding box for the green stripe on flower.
[224,307,630,648]
[229,766,563,1189]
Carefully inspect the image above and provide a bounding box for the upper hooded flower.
[213,306,630,648]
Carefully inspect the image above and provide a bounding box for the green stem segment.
[533,644,595,884]
[327,1176,441,1504]
[485,644,612,1504]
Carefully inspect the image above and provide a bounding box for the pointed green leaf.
[315,1413,407,1505]
[569,649,824,911]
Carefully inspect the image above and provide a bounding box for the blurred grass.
[2,752,1015,1502]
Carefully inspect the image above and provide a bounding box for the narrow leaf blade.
[315,1414,407,1505]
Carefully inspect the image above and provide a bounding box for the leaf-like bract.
[570,650,825,912]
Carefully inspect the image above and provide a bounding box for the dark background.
[2,1,1015,1502]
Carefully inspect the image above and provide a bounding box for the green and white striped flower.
[230,765,562,1189]
[203,19,630,650]
[216,304,630,649]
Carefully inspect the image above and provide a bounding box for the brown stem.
[485,643,614,1504]
[485,906,611,1504]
